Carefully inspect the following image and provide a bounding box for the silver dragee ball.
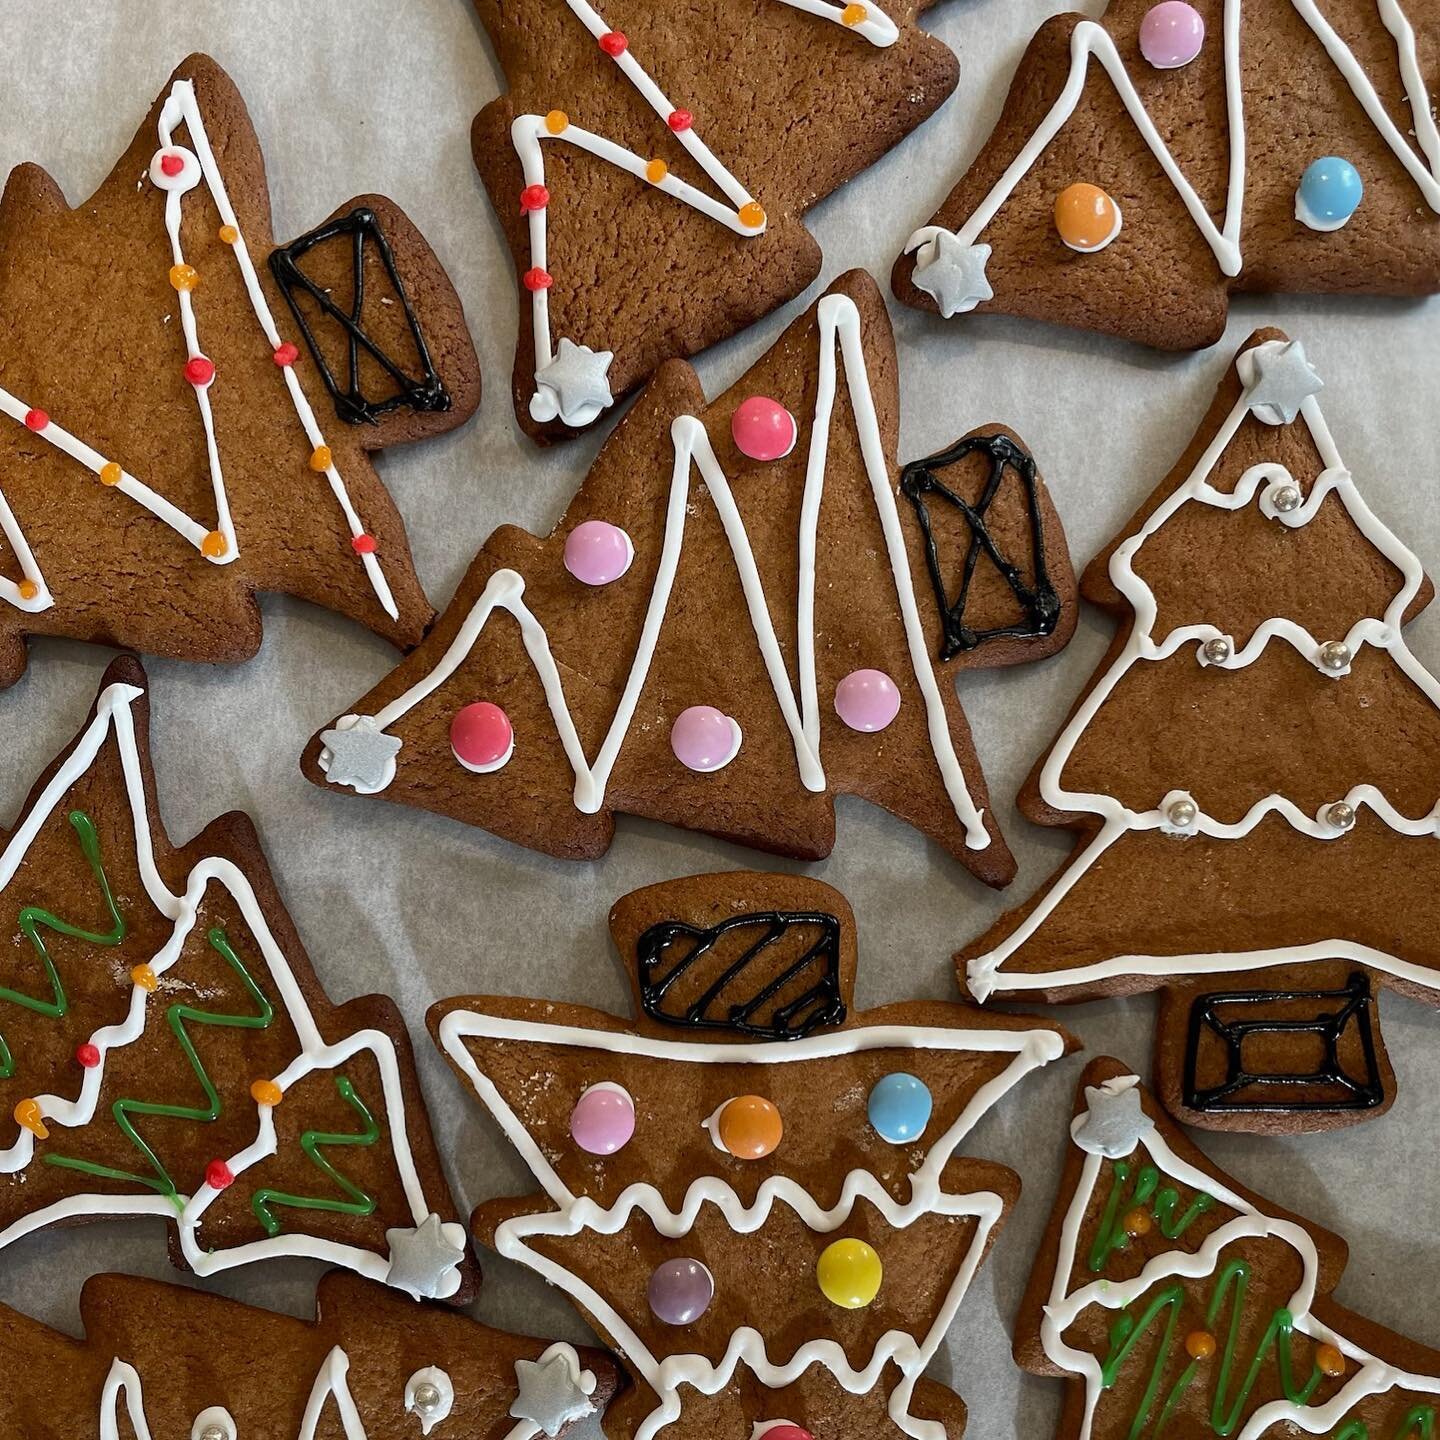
[1202,637,1232,664]
[1326,801,1356,831]
[1271,483,1302,513]
[1319,640,1351,671]
[1167,798,1198,828]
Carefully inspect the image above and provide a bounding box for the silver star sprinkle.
[511,1350,595,1437]
[385,1213,467,1300]
[1243,339,1324,425]
[912,232,994,318]
[1071,1078,1153,1159]
[320,715,402,793]
[535,338,614,427]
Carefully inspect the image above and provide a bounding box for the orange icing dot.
[219,224,240,245]
[99,461,123,486]
[201,530,228,559]
[646,158,669,184]
[1054,183,1121,253]
[1185,1330,1217,1360]
[1317,1344,1346,1378]
[13,1099,47,1139]
[717,1095,784,1159]
[545,110,569,135]
[842,3,868,24]
[739,201,766,229]
[131,964,159,992]
[1122,1206,1152,1238]
[16,579,39,602]
[169,263,199,292]
[250,1078,284,1107]
[309,445,333,472]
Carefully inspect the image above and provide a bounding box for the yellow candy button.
[817,1237,882,1309]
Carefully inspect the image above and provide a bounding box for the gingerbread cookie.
[893,0,1440,349]
[470,0,958,440]
[960,327,1440,1134]
[0,1269,617,1438]
[1020,1060,1440,1440]
[0,655,474,1300]
[0,53,480,687]
[303,270,1076,884]
[431,871,1076,1440]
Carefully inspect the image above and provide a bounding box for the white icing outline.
[0,77,398,620]
[903,0,1440,306]
[0,681,455,1293]
[438,1006,1065,1440]
[321,294,993,851]
[1044,1075,1440,1440]
[517,0,895,424]
[968,338,1440,1002]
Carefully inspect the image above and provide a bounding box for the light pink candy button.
[1139,2,1205,68]
[570,1083,636,1155]
[564,519,633,586]
[731,396,798,462]
[671,705,742,772]
[834,669,901,733]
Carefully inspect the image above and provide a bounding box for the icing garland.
[0,680,460,1294]
[1045,1075,1440,1440]
[903,0,1440,310]
[968,337,1440,1002]
[319,293,994,852]
[515,0,896,426]
[438,1007,1066,1440]
[0,78,398,620]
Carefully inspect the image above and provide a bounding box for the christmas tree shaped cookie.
[0,1269,618,1437]
[0,54,480,687]
[893,0,1440,349]
[0,655,474,1300]
[304,271,1076,886]
[432,871,1076,1440]
[471,0,959,439]
[961,327,1440,1133]
[1022,1060,1440,1440]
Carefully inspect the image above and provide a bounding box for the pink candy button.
[731,396,797,462]
[450,702,514,773]
[1139,2,1205,68]
[834,669,901,733]
[670,705,742,772]
[564,519,633,586]
[570,1083,635,1155]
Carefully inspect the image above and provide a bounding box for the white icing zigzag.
[967,338,1440,1003]
[438,1006,1066,1440]
[1047,1074,1440,1440]
[0,681,457,1293]
[0,77,398,620]
[320,292,994,852]
[903,0,1440,309]
[517,0,896,426]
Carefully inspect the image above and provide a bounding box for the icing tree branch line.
[517,0,897,427]
[0,80,398,619]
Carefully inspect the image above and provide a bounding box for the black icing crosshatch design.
[636,910,847,1040]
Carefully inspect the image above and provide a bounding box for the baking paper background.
[2,1,1439,1433]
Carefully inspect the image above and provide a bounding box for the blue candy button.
[867,1073,933,1144]
[1296,156,1363,231]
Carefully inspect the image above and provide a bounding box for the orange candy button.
[1054,182,1122,253]
[717,1095,783,1159]
[250,1078,284,1107]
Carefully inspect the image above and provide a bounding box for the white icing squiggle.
[1044,1075,1440,1440]
[518,0,895,424]
[438,1006,1065,1440]
[321,294,993,851]
[0,682,451,1292]
[903,0,1440,303]
[0,77,398,620]
[968,339,1440,1002]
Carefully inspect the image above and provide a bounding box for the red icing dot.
[352,533,378,555]
[273,342,300,367]
[205,1159,235,1190]
[523,267,553,291]
[23,408,48,432]
[451,701,514,771]
[520,183,550,212]
[75,1042,101,1069]
[668,109,693,132]
[160,153,185,177]
[184,355,216,387]
[598,29,628,55]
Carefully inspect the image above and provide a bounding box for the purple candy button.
[648,1258,714,1325]
[834,669,901,733]
[570,1083,636,1155]
[1139,2,1205,68]
[670,705,742,772]
[564,520,634,586]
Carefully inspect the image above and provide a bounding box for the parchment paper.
[2,3,1438,1434]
